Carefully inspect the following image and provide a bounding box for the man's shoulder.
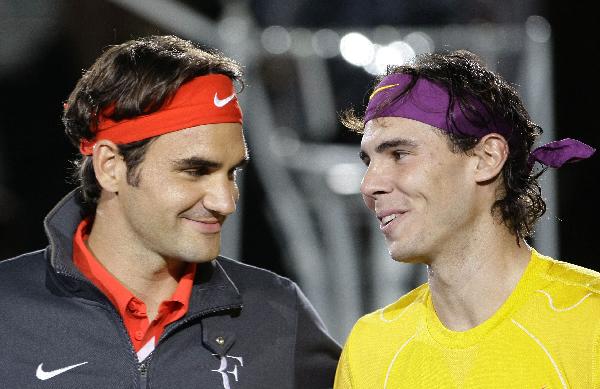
[351,283,429,336]
[0,249,48,295]
[341,283,428,373]
[528,251,600,319]
[215,256,298,296]
[534,251,600,295]
[0,249,47,276]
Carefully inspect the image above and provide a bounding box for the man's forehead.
[360,117,445,153]
[151,123,248,160]
[362,117,416,143]
[361,118,387,147]
[168,143,249,162]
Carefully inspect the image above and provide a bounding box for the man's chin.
[183,256,218,264]
[186,249,220,263]
[171,244,221,264]
[389,246,426,264]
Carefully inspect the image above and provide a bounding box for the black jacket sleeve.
[293,283,342,388]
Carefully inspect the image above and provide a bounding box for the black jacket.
[0,191,340,388]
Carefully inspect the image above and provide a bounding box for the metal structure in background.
[108,0,555,343]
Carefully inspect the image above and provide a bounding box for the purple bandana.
[365,73,595,171]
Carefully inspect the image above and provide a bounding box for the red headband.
[80,74,243,155]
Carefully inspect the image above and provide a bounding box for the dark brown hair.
[342,50,545,238]
[63,35,244,216]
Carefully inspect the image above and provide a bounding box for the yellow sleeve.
[334,339,354,389]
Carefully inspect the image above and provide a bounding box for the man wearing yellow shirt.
[334,50,599,388]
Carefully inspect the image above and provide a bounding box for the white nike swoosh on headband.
[36,362,88,381]
[213,92,236,107]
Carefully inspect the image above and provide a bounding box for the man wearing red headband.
[0,35,339,388]
[334,50,599,388]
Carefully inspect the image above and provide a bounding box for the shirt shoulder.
[515,251,600,387]
[529,251,600,311]
[359,282,428,326]
[338,284,429,388]
[0,249,47,286]
[534,251,600,292]
[0,249,53,318]
[213,256,306,315]
[215,256,297,294]
[347,283,428,350]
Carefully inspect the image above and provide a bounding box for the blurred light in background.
[269,128,301,158]
[403,31,435,55]
[217,15,251,44]
[311,28,340,58]
[339,32,375,66]
[525,15,551,43]
[372,25,402,44]
[257,25,434,77]
[290,28,314,57]
[365,40,416,75]
[326,163,365,195]
[261,25,291,54]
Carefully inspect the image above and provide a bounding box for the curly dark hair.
[342,50,545,238]
[63,35,244,216]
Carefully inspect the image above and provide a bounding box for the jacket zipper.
[138,360,148,389]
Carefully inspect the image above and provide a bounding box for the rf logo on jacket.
[212,354,244,389]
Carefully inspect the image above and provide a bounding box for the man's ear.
[472,133,509,183]
[91,140,126,193]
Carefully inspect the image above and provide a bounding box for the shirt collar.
[72,218,196,318]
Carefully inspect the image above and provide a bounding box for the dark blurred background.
[0,0,597,340]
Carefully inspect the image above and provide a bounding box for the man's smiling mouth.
[381,214,398,226]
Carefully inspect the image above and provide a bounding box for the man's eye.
[184,169,208,177]
[393,150,408,160]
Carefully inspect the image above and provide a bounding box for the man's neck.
[86,207,187,321]
[427,223,531,332]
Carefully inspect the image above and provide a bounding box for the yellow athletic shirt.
[334,249,600,388]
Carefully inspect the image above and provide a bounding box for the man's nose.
[202,176,238,216]
[360,162,393,200]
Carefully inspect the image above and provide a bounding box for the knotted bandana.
[365,73,595,170]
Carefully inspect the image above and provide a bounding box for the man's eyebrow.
[359,138,418,162]
[171,157,222,170]
[171,156,250,170]
[374,138,418,153]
